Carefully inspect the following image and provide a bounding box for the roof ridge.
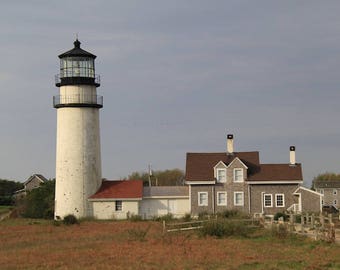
[187,151,259,155]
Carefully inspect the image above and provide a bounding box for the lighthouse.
[54,40,103,219]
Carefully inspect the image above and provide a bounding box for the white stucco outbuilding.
[88,180,190,220]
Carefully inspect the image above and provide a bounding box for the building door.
[168,200,176,214]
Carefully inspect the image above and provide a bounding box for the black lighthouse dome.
[56,39,100,87]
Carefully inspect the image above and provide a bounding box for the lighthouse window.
[115,201,122,211]
[60,57,95,78]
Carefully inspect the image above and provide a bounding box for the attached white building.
[88,180,189,220]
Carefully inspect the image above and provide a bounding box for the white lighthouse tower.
[54,40,103,219]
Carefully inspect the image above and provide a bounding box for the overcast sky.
[1,1,339,186]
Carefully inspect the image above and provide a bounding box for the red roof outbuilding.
[89,180,143,200]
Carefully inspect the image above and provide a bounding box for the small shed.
[89,180,143,219]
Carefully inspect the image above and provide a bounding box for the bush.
[127,226,150,242]
[274,212,288,221]
[63,214,79,225]
[52,220,62,226]
[217,209,243,219]
[20,180,55,219]
[271,223,289,239]
[0,196,14,205]
[153,213,174,222]
[128,214,143,222]
[182,213,191,222]
[200,220,253,238]
[198,211,210,220]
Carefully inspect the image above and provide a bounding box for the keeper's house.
[185,134,322,217]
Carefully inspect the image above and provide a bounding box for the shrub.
[274,212,288,221]
[217,209,243,219]
[0,196,14,205]
[129,214,143,222]
[182,213,191,222]
[294,214,302,223]
[20,180,55,219]
[63,214,79,225]
[198,211,210,220]
[271,223,289,239]
[200,220,253,238]
[52,220,62,226]
[153,213,174,222]
[127,226,150,242]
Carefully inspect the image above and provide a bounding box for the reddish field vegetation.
[1,219,340,269]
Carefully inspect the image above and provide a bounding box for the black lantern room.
[55,39,100,87]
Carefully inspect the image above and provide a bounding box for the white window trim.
[264,194,273,208]
[234,191,244,206]
[333,189,338,195]
[233,168,244,183]
[198,192,208,206]
[217,192,227,206]
[216,169,227,183]
[275,194,285,208]
[115,200,122,212]
[216,168,227,183]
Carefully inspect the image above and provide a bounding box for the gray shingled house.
[14,174,48,199]
[314,179,340,211]
[184,135,322,217]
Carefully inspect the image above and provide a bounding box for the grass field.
[0,205,12,215]
[1,219,340,270]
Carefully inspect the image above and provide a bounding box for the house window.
[333,189,337,196]
[334,199,338,206]
[217,192,227,206]
[275,194,285,207]
[234,192,244,206]
[216,169,226,183]
[115,200,122,211]
[233,169,244,182]
[321,199,324,205]
[198,192,208,206]
[319,189,324,195]
[264,194,272,207]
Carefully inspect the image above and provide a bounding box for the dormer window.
[216,169,226,183]
[214,161,227,183]
[233,168,244,182]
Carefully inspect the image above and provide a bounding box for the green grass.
[0,205,12,215]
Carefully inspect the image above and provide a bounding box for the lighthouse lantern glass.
[60,57,95,78]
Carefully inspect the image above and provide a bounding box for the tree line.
[1,171,338,219]
[0,179,23,205]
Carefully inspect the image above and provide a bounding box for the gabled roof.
[247,164,303,182]
[89,180,143,200]
[185,152,303,183]
[185,152,260,181]
[143,186,189,197]
[24,174,48,186]
[293,186,323,196]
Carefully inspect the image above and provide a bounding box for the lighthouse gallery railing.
[53,94,103,108]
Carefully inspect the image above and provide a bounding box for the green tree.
[0,179,23,205]
[128,168,184,186]
[21,180,55,219]
[311,172,340,190]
